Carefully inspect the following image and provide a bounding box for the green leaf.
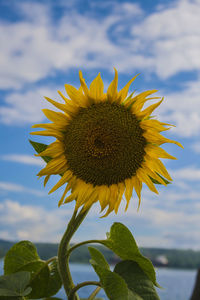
[23,261,50,298]
[44,258,63,297]
[100,223,159,287]
[88,247,110,270]
[0,271,32,297]
[4,241,62,299]
[149,173,171,185]
[114,261,160,300]
[89,247,129,300]
[128,290,143,300]
[29,140,51,163]
[44,298,63,300]
[4,241,40,275]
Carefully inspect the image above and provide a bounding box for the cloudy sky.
[0,0,200,249]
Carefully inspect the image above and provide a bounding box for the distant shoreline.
[1,240,200,269]
[0,258,198,271]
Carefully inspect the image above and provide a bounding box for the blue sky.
[0,0,200,249]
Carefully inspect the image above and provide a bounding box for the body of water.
[0,260,197,299]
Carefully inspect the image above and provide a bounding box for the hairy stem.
[88,286,102,300]
[57,207,90,300]
[69,239,104,255]
[46,256,58,264]
[68,281,101,300]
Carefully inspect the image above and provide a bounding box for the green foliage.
[149,173,170,185]
[44,298,63,300]
[89,247,130,300]
[4,241,62,299]
[1,239,199,269]
[114,260,160,300]
[4,241,40,275]
[88,247,110,270]
[88,228,161,300]
[100,223,159,287]
[29,140,51,163]
[0,271,32,298]
[88,247,158,300]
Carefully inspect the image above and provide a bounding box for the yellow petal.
[57,90,70,103]
[37,156,67,176]
[57,91,79,116]
[114,182,125,213]
[119,74,138,103]
[143,130,183,148]
[101,184,118,217]
[44,175,50,187]
[30,130,64,140]
[35,141,64,158]
[32,122,67,131]
[75,183,94,209]
[98,186,110,212]
[65,84,87,107]
[136,167,158,194]
[140,119,170,132]
[63,192,77,204]
[42,109,69,124]
[75,182,91,209]
[137,98,164,119]
[145,155,172,181]
[107,68,118,102]
[125,178,134,211]
[82,192,98,211]
[145,144,176,160]
[79,71,89,96]
[132,175,142,210]
[89,73,104,101]
[58,183,72,207]
[65,84,81,102]
[131,90,158,111]
[123,91,135,107]
[44,96,71,114]
[49,170,72,194]
[143,162,167,186]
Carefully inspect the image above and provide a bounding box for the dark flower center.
[64,102,147,186]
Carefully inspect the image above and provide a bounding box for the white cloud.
[0,161,200,248]
[171,166,200,181]
[0,199,72,242]
[0,199,106,242]
[2,76,200,139]
[0,181,45,197]
[155,76,200,137]
[1,154,44,166]
[131,0,200,79]
[0,85,62,124]
[0,0,200,90]
[0,0,199,137]
[0,1,141,90]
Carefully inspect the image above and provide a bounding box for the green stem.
[46,256,57,264]
[57,206,90,300]
[69,240,103,255]
[68,281,101,300]
[88,286,102,300]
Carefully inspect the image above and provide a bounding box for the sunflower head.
[31,69,182,216]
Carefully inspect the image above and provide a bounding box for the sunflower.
[31,69,182,216]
